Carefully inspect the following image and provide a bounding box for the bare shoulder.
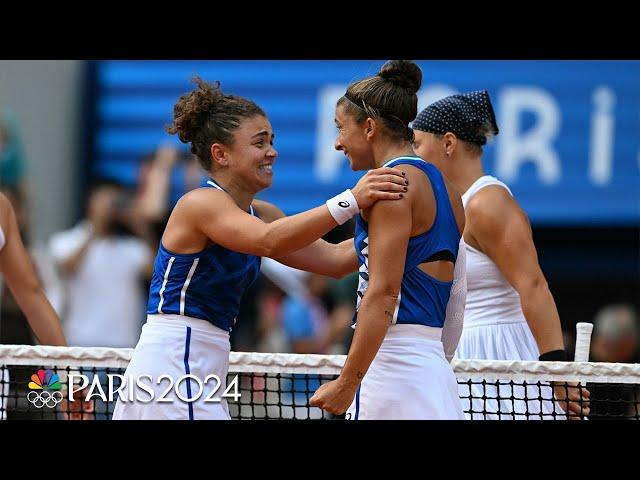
[175,187,231,216]
[392,163,423,183]
[251,199,285,223]
[368,187,412,221]
[391,163,432,205]
[467,185,529,233]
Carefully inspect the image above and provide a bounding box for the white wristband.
[326,189,360,225]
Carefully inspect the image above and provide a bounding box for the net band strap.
[2,345,640,384]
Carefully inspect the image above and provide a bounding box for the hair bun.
[378,60,422,94]
[167,76,223,144]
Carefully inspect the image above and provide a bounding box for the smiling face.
[333,103,374,171]
[211,114,277,192]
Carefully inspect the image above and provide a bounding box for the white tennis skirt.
[345,324,465,420]
[455,321,565,420]
[112,314,231,420]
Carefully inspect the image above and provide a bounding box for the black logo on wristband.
[338,201,350,208]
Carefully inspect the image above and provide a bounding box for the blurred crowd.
[0,108,638,365]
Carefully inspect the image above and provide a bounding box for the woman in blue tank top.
[112,77,409,420]
[310,61,468,419]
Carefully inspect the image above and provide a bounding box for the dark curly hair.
[166,76,266,171]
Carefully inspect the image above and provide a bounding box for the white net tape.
[2,344,640,384]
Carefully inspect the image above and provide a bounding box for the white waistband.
[385,323,442,342]
[462,318,528,329]
[146,313,230,339]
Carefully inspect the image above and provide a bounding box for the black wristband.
[538,349,568,362]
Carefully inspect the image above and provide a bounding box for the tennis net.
[1,345,639,420]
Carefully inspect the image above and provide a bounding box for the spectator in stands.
[589,303,639,419]
[325,271,358,354]
[254,277,288,353]
[49,180,154,348]
[591,304,639,363]
[282,273,351,355]
[131,145,204,246]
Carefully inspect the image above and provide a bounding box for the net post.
[574,322,594,362]
[574,322,594,419]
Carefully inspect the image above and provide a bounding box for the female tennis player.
[112,77,409,420]
[412,90,589,419]
[310,60,467,419]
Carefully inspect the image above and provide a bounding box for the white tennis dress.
[454,176,563,420]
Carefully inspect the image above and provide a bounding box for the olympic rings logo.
[27,390,63,408]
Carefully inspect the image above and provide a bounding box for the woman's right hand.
[553,382,590,420]
[351,167,408,210]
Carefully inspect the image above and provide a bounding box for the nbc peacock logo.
[27,369,63,408]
